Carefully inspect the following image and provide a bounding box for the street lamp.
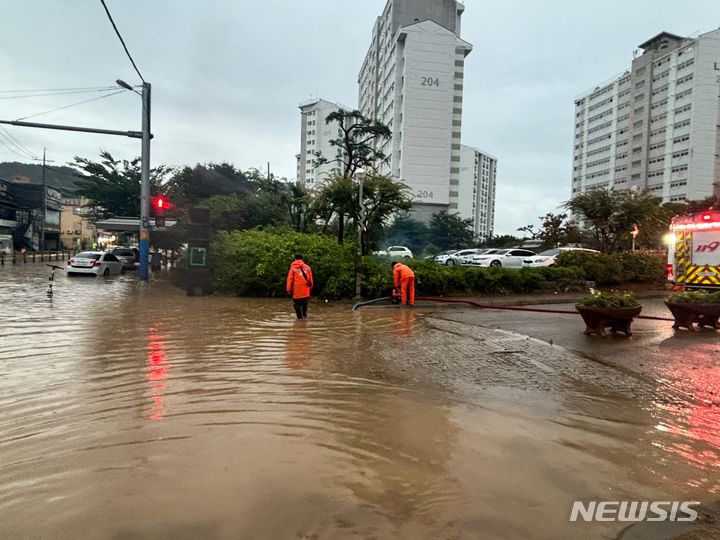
[117,79,151,282]
[354,169,366,299]
[631,224,639,251]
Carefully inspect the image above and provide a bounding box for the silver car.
[110,247,139,269]
[445,248,482,266]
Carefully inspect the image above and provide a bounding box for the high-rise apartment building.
[458,145,496,240]
[358,0,472,221]
[297,98,350,186]
[572,29,720,203]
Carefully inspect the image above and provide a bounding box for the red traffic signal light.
[153,195,171,211]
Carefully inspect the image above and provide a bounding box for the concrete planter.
[665,302,720,331]
[575,305,643,337]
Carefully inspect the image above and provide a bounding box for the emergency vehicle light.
[701,212,713,221]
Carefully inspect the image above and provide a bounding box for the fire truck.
[667,210,720,289]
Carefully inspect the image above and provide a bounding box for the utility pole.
[355,171,365,299]
[138,82,152,282]
[33,148,54,252]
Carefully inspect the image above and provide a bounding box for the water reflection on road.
[0,263,718,539]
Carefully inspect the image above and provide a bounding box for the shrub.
[212,230,356,297]
[668,290,720,304]
[577,290,639,308]
[210,230,593,298]
[556,250,665,285]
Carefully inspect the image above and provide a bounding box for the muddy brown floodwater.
[1,263,719,540]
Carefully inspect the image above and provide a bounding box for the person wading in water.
[286,254,314,319]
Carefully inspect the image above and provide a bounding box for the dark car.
[110,247,139,269]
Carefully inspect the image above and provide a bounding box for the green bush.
[211,230,588,298]
[212,230,356,297]
[668,290,720,304]
[577,290,639,308]
[556,250,665,285]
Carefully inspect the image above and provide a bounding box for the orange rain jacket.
[393,263,415,288]
[286,260,314,299]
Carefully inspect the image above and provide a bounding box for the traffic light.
[152,195,171,227]
[153,195,171,211]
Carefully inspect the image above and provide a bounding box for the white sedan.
[471,249,538,268]
[67,251,125,276]
[433,249,458,264]
[374,245,413,258]
[522,247,599,267]
[445,248,483,266]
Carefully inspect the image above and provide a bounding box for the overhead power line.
[0,87,118,100]
[0,135,34,159]
[14,90,126,122]
[99,0,146,83]
[0,86,118,93]
[0,125,38,159]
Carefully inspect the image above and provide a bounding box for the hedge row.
[555,250,665,285]
[210,231,666,298]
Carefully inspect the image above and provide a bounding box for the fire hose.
[353,295,675,321]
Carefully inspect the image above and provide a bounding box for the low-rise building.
[60,197,96,249]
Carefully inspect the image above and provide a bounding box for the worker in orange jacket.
[286,254,314,319]
[392,261,415,306]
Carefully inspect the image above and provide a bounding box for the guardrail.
[0,250,79,266]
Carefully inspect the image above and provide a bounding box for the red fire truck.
[666,210,720,289]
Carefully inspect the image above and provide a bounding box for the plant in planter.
[665,290,720,330]
[575,290,642,337]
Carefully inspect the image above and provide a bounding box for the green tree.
[428,210,474,251]
[316,110,391,179]
[313,110,392,244]
[684,196,717,213]
[565,189,663,253]
[199,193,286,232]
[71,151,172,218]
[482,234,522,248]
[359,173,412,254]
[311,175,356,242]
[165,163,252,207]
[516,224,538,239]
[381,214,429,257]
[253,175,315,232]
[537,212,581,248]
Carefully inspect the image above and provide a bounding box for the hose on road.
[353,295,675,322]
[351,296,391,311]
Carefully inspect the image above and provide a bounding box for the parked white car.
[465,248,503,265]
[66,251,125,276]
[522,247,599,267]
[471,249,538,268]
[433,249,458,264]
[374,245,413,258]
[445,248,482,266]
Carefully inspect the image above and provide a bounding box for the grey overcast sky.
[2,1,719,234]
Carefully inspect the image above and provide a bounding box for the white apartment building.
[458,145,497,240]
[358,0,472,221]
[572,29,720,203]
[297,98,350,186]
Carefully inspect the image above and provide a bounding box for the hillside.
[0,161,79,194]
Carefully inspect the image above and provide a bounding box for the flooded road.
[1,263,719,539]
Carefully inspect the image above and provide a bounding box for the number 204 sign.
[692,231,720,266]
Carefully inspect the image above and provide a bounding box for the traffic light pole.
[138,82,151,282]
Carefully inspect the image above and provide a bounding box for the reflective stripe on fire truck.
[674,231,691,282]
[681,265,720,285]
